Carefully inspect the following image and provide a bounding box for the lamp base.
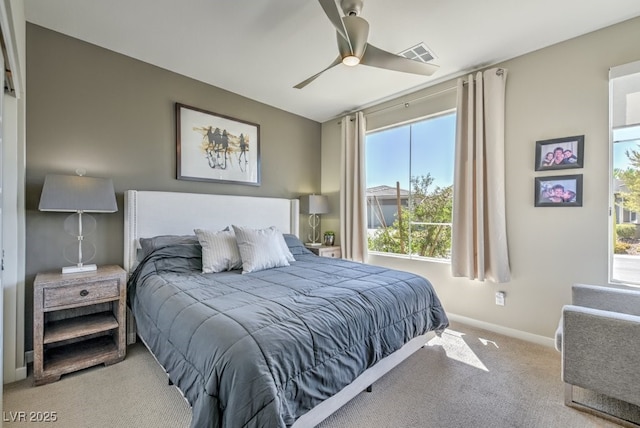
[305,242,322,247]
[62,264,97,274]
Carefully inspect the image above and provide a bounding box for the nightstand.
[305,245,341,258]
[33,265,127,385]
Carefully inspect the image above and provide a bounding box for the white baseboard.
[15,366,27,380]
[446,313,556,348]
[3,365,27,384]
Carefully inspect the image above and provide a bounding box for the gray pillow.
[283,234,313,255]
[138,235,200,260]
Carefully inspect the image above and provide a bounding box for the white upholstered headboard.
[124,190,300,273]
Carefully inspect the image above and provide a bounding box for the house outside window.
[367,185,409,229]
[365,111,456,261]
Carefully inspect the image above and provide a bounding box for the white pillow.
[194,228,243,273]
[232,225,293,273]
[279,234,296,263]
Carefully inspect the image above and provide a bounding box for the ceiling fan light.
[342,55,360,66]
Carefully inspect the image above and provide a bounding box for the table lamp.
[39,173,118,274]
[300,194,329,246]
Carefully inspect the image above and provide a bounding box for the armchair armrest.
[562,304,640,407]
[572,284,640,316]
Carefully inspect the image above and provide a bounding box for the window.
[610,61,640,285]
[366,111,456,260]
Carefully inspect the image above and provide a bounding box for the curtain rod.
[462,67,505,84]
[338,68,504,123]
[338,85,456,124]
[365,85,457,118]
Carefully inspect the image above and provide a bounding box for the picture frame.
[534,174,583,207]
[176,103,260,186]
[534,135,584,171]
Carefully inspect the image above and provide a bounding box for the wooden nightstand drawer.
[44,280,120,309]
[319,247,341,258]
[305,245,341,258]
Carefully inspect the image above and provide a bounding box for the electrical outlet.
[495,291,505,306]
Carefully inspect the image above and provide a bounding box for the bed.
[124,190,449,428]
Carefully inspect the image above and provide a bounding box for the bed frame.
[123,190,435,427]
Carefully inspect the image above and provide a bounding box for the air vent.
[399,43,436,64]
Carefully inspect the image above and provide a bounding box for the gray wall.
[25,24,322,349]
[322,16,640,343]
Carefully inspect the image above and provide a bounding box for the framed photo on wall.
[534,174,583,207]
[534,135,584,171]
[176,103,261,186]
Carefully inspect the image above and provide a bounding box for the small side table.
[305,245,342,259]
[33,265,127,385]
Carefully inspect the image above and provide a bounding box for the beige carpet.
[4,321,638,427]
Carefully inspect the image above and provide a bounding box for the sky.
[366,113,456,191]
[614,140,640,170]
[613,124,640,170]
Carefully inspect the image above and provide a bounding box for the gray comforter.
[128,239,448,428]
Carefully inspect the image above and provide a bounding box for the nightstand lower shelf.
[44,312,118,344]
[39,335,122,385]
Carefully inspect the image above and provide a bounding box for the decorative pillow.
[194,228,243,273]
[279,235,296,262]
[232,225,292,273]
[283,234,312,256]
[138,235,200,260]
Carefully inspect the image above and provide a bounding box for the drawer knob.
[80,289,89,297]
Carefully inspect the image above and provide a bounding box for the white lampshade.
[300,194,329,215]
[39,174,118,213]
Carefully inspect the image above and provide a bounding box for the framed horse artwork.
[176,103,261,186]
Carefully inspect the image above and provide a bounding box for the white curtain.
[451,68,510,282]
[340,111,368,262]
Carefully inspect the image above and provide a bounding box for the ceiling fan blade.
[360,43,439,76]
[319,0,350,46]
[342,16,369,58]
[293,56,342,89]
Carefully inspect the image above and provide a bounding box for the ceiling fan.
[294,0,439,89]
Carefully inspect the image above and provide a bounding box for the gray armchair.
[555,284,640,426]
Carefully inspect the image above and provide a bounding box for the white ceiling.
[25,0,640,123]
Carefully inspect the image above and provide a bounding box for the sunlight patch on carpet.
[427,329,489,372]
[478,337,499,348]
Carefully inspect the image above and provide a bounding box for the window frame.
[609,60,640,287]
[365,108,456,263]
